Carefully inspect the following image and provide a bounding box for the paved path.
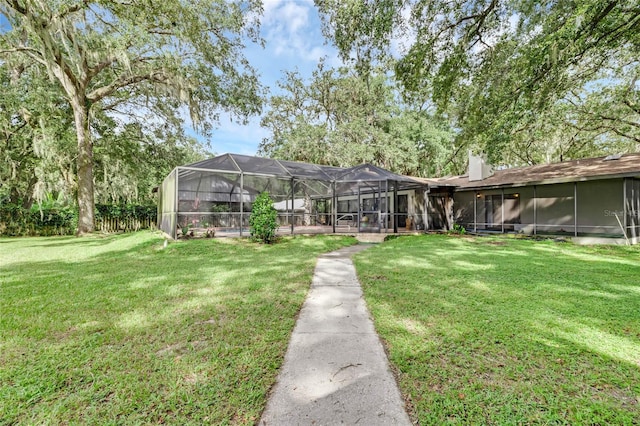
[260,244,412,425]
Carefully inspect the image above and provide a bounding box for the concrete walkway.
[260,244,412,425]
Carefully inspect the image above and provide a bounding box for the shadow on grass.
[1,233,354,334]
[0,232,356,424]
[0,235,118,247]
[354,234,640,424]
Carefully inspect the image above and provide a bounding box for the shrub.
[249,192,278,243]
[0,203,156,236]
[0,203,77,236]
[449,223,467,235]
[95,204,157,221]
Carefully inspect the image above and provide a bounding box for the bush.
[0,203,156,237]
[0,204,77,236]
[449,223,467,235]
[95,204,157,221]
[249,192,278,243]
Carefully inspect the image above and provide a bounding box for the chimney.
[468,150,494,182]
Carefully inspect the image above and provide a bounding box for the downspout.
[425,188,429,231]
[393,182,398,233]
[195,173,203,210]
[385,180,389,232]
[623,178,628,237]
[357,185,361,232]
[636,179,639,238]
[174,168,179,240]
[377,181,382,234]
[332,181,336,234]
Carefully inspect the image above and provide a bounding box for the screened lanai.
[158,153,428,239]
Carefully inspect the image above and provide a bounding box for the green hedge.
[0,204,156,237]
[95,204,157,221]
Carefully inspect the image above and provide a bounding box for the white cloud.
[206,115,269,156]
[279,2,309,33]
[260,0,338,65]
[194,0,344,156]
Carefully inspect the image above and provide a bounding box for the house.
[426,152,640,244]
[158,152,640,244]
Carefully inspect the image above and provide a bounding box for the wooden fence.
[96,216,156,233]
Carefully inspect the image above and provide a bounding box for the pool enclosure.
[158,154,429,239]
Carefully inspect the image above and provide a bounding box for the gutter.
[455,172,640,192]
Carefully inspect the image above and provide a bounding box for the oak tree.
[316,0,640,165]
[260,61,458,176]
[1,0,262,233]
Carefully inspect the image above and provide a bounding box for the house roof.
[423,152,640,190]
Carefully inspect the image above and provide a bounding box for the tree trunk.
[72,98,95,234]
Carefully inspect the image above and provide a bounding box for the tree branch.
[0,46,47,66]
[435,0,498,42]
[53,0,90,21]
[567,121,640,143]
[7,0,27,15]
[86,70,171,103]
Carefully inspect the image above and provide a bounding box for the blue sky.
[1,1,337,156]
[203,0,340,156]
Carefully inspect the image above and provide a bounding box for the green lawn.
[354,234,640,425]
[0,231,356,424]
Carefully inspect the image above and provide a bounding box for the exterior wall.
[427,190,453,230]
[535,183,575,234]
[476,189,502,230]
[413,190,426,230]
[332,188,419,231]
[349,188,454,231]
[577,179,623,235]
[453,188,524,232]
[517,186,535,232]
[452,179,627,238]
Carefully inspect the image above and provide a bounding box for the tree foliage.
[0,64,76,208]
[91,120,211,205]
[1,0,263,233]
[0,64,210,208]
[316,0,640,165]
[259,62,460,176]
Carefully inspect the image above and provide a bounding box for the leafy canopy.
[259,61,459,176]
[316,0,640,165]
[0,0,263,232]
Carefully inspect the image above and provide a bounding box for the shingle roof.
[422,152,640,190]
